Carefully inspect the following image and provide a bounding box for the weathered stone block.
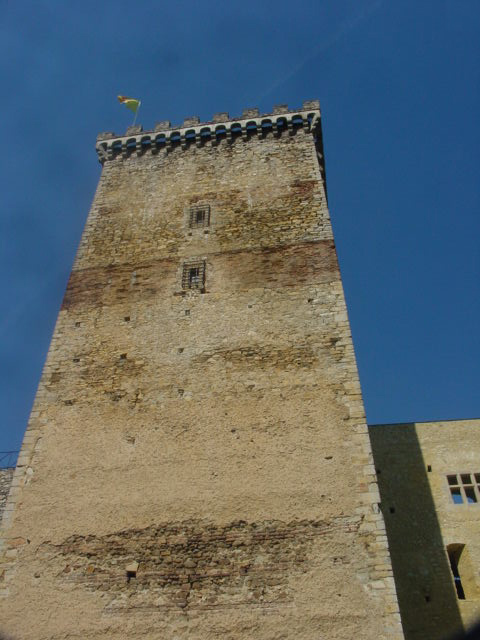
[154,120,171,131]
[212,112,229,123]
[126,125,142,135]
[182,116,200,127]
[242,107,259,118]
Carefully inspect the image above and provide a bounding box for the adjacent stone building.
[0,469,14,525]
[369,419,480,640]
[0,102,403,640]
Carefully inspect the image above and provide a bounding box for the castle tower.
[0,102,403,639]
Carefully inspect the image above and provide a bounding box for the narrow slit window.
[189,205,210,229]
[182,261,206,290]
[447,545,466,600]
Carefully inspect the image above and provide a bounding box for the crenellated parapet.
[96,100,322,164]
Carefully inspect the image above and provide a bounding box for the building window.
[447,473,480,504]
[182,260,206,290]
[448,545,466,599]
[189,205,210,228]
[447,544,479,600]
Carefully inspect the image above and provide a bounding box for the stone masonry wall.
[0,109,403,640]
[0,469,14,525]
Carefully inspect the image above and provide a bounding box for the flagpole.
[133,102,141,126]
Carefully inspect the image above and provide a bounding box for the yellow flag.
[117,95,141,113]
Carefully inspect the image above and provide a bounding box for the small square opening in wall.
[182,261,206,290]
[189,205,210,228]
[125,561,138,583]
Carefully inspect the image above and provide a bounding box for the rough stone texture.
[126,125,142,135]
[369,419,480,640]
[242,108,259,118]
[183,117,200,127]
[212,113,229,123]
[0,106,403,640]
[155,120,171,131]
[0,469,14,524]
[38,518,359,613]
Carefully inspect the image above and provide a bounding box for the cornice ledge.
[96,100,321,163]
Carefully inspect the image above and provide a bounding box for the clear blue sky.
[1,0,479,452]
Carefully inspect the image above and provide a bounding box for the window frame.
[181,260,206,291]
[446,473,480,505]
[188,204,210,229]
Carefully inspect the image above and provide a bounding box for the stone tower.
[0,102,403,640]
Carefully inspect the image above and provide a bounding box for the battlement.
[96,100,321,163]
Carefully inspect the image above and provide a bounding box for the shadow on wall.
[369,423,463,640]
[448,620,480,639]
